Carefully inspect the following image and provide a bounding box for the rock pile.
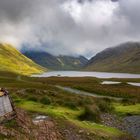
[101,113,140,140]
[123,116,140,140]
[101,113,126,131]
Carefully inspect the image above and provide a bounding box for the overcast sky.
[0,0,140,58]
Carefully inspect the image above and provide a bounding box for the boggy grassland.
[0,71,140,140]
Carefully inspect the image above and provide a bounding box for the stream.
[56,85,140,139]
[56,85,122,101]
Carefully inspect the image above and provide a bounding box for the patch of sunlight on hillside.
[0,43,46,75]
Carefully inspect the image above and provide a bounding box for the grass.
[3,71,139,102]
[35,77,140,102]
[16,100,123,137]
[114,103,140,116]
[0,43,45,75]
[78,105,100,122]
[0,134,10,139]
[4,119,18,129]
[16,100,81,119]
[73,120,123,137]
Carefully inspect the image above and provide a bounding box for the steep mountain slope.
[57,55,88,70]
[85,42,140,73]
[0,43,45,75]
[23,51,88,70]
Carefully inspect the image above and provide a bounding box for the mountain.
[23,51,88,70]
[85,42,140,73]
[0,43,45,75]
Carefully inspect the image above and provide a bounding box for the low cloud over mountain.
[0,0,140,57]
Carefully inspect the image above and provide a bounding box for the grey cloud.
[0,0,33,23]
[0,0,140,58]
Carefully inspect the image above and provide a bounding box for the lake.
[32,71,140,79]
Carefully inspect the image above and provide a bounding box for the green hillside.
[85,42,140,73]
[0,43,45,75]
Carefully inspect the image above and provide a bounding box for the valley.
[22,42,140,74]
[1,0,140,139]
[0,43,140,139]
[0,71,139,140]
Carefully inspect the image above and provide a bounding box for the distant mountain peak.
[23,50,88,70]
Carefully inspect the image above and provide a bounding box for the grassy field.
[113,103,140,116]
[0,71,139,139]
[31,77,140,102]
[16,100,123,137]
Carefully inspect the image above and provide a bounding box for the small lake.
[32,71,140,79]
[128,82,140,87]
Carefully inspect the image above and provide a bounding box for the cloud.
[0,0,140,58]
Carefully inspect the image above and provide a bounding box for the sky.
[0,0,140,58]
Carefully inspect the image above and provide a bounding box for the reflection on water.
[32,71,140,78]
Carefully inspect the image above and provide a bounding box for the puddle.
[33,115,49,124]
[128,82,140,87]
[101,81,140,87]
[101,81,121,85]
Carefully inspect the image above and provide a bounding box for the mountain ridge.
[23,50,88,70]
[85,42,140,74]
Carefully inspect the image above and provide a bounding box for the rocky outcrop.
[101,113,126,131]
[101,113,140,140]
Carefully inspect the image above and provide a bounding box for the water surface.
[32,71,140,79]
[56,85,122,101]
[128,82,140,87]
[101,81,121,84]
